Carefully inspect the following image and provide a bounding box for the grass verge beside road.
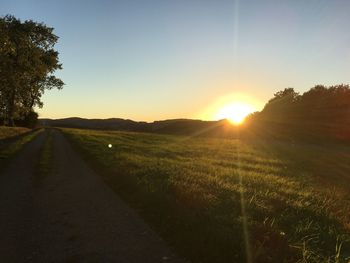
[0,128,43,171]
[0,126,30,140]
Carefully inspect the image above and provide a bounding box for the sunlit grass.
[62,128,350,263]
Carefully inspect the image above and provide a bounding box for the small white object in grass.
[108,144,112,148]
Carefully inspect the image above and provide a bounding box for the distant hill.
[39,117,148,131]
[39,117,240,137]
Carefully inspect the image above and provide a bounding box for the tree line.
[246,84,350,140]
[0,15,63,127]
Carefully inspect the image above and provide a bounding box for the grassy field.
[61,128,350,263]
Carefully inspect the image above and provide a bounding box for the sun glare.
[198,93,262,125]
[215,103,255,125]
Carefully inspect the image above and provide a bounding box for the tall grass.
[62,128,350,263]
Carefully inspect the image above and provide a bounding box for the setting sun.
[199,93,262,125]
[215,103,255,124]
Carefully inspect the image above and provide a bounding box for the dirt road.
[0,130,185,262]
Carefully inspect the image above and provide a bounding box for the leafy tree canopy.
[0,14,63,126]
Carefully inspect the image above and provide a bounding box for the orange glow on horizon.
[198,92,262,125]
[215,102,255,125]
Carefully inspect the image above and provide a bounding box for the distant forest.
[246,84,350,140]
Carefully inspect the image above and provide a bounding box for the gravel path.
[0,129,185,262]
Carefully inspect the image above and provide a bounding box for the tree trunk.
[6,92,16,127]
[8,116,15,127]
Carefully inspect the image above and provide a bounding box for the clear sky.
[2,0,350,121]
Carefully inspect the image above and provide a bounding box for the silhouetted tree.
[260,88,300,123]
[247,85,350,140]
[14,110,38,128]
[264,88,299,110]
[0,15,63,126]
